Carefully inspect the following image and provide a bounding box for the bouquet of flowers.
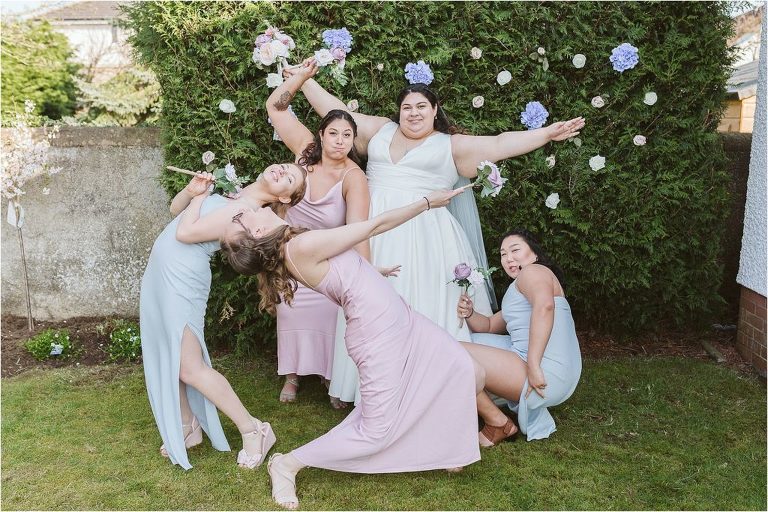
[473,160,507,197]
[312,27,352,86]
[449,263,497,328]
[168,155,250,198]
[252,24,296,88]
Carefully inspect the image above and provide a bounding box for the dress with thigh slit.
[290,247,480,472]
[140,194,230,470]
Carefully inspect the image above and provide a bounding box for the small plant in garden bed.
[24,328,73,361]
[106,320,141,362]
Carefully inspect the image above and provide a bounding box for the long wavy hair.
[264,163,308,218]
[220,225,308,315]
[298,109,364,169]
[501,229,566,290]
[391,83,463,135]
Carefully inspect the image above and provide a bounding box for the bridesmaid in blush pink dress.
[219,187,480,510]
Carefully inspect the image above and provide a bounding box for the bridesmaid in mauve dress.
[219,187,480,510]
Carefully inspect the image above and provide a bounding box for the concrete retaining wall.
[1,127,170,320]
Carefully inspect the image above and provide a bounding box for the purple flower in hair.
[609,43,639,73]
[520,101,549,130]
[404,60,434,85]
[322,28,353,53]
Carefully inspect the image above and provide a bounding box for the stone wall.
[1,127,170,320]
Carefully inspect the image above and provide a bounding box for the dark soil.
[0,314,754,379]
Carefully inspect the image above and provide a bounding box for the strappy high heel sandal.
[279,377,299,403]
[268,453,299,510]
[479,417,519,448]
[237,417,276,469]
[160,416,202,457]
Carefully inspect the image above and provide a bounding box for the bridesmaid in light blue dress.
[459,229,581,444]
[140,163,306,470]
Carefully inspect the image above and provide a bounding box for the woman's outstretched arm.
[169,172,215,216]
[266,63,318,157]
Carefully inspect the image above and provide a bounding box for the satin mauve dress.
[276,171,353,379]
[290,247,480,473]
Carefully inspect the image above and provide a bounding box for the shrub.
[25,329,73,361]
[126,1,734,342]
[105,320,142,362]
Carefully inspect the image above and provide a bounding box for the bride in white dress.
[286,62,585,404]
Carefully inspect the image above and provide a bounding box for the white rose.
[42,187,50,195]
[376,63,384,71]
[346,99,359,112]
[218,99,236,114]
[258,43,276,66]
[537,47,546,56]
[270,39,289,58]
[496,70,512,86]
[314,49,334,67]
[572,54,586,68]
[202,151,215,165]
[472,95,485,108]
[224,163,237,182]
[545,192,560,209]
[644,91,658,105]
[545,155,556,168]
[589,155,606,171]
[591,96,605,108]
[470,47,482,59]
[266,73,283,88]
[633,135,647,146]
[468,270,485,286]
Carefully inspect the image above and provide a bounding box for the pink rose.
[255,34,271,47]
[488,165,503,188]
[331,47,346,61]
[454,263,472,280]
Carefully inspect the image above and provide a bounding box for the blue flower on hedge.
[404,60,434,85]
[322,28,353,53]
[609,43,639,72]
[520,101,549,130]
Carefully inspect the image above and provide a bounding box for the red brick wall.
[737,286,767,376]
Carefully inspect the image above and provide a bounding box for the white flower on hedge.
[545,155,556,168]
[270,39,289,58]
[591,96,605,108]
[470,47,483,59]
[472,95,485,108]
[257,44,276,66]
[572,54,586,68]
[314,49,334,67]
[496,70,512,86]
[219,99,236,114]
[537,47,546,56]
[643,91,658,105]
[633,135,647,146]
[545,192,560,209]
[202,151,215,165]
[266,73,283,88]
[376,63,384,71]
[42,187,50,195]
[589,155,606,171]
[224,163,237,181]
[346,99,359,112]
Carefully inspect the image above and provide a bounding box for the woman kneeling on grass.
[219,187,481,509]
[457,229,582,444]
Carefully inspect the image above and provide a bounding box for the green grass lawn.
[1,355,765,510]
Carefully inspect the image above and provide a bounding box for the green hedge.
[126,1,734,348]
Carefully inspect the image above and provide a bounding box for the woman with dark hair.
[285,59,584,404]
[266,61,394,408]
[218,186,479,510]
[140,162,306,471]
[457,230,582,444]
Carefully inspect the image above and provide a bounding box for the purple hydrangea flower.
[322,28,353,53]
[520,101,549,130]
[404,60,434,85]
[609,43,639,73]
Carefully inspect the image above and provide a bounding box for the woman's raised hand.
[547,116,585,142]
[424,187,467,209]
[185,172,215,196]
[457,293,474,319]
[283,57,319,79]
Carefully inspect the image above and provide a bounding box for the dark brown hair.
[392,83,463,135]
[502,229,566,289]
[220,225,308,315]
[298,109,363,169]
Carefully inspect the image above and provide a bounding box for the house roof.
[40,1,124,22]
[728,60,760,98]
